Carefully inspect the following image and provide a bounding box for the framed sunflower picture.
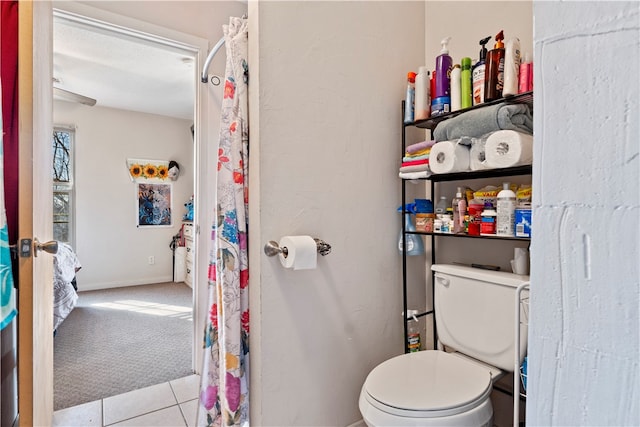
[126,158,170,182]
[137,183,172,227]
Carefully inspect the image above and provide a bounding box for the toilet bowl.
[359,264,529,427]
[359,351,495,427]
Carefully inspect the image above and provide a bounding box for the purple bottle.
[435,37,453,98]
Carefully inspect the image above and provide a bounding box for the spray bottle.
[403,72,417,124]
[484,30,505,102]
[406,309,421,352]
[398,204,424,256]
[472,36,491,106]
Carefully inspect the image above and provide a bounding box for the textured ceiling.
[53,14,196,120]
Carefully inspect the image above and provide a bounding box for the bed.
[53,242,81,332]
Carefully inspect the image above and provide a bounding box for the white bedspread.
[53,242,81,331]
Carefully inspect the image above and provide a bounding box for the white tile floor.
[53,374,200,427]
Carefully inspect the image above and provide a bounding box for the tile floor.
[53,374,200,427]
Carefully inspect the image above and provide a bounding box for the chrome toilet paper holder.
[264,238,331,258]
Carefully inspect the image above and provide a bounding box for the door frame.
[20,3,212,422]
[49,2,210,375]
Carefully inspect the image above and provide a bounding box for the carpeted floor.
[53,282,193,410]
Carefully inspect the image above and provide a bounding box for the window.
[53,127,75,245]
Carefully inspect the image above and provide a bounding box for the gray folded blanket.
[433,102,533,141]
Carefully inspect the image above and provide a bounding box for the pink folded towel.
[406,140,436,154]
[401,158,429,167]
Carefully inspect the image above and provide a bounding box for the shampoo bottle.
[452,187,467,234]
[519,52,533,93]
[472,36,491,106]
[450,64,461,112]
[484,30,505,102]
[503,37,521,96]
[496,183,516,236]
[414,67,431,120]
[403,72,417,124]
[434,37,453,98]
[460,57,473,109]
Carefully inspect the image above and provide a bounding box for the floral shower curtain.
[198,17,249,427]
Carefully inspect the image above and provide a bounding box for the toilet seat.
[363,350,493,418]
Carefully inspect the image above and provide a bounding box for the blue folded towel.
[433,102,533,142]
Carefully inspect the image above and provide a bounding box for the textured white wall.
[54,101,194,290]
[528,1,639,425]
[248,2,424,425]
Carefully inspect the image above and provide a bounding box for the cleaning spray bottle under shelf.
[406,309,422,352]
[398,204,424,256]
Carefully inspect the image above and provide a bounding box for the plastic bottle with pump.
[460,57,473,109]
[472,36,491,106]
[406,310,421,352]
[484,30,505,102]
[398,204,424,256]
[403,72,417,124]
[452,187,467,234]
[503,37,521,96]
[496,182,516,236]
[435,37,452,98]
[450,64,461,112]
[414,67,431,121]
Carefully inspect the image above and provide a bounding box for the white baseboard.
[78,275,174,291]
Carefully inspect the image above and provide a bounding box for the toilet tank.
[431,264,529,372]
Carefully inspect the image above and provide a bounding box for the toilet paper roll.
[485,130,533,169]
[470,138,490,171]
[279,235,317,270]
[429,141,471,174]
[511,248,530,275]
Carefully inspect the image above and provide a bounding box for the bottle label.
[496,199,516,235]
[497,58,505,92]
[472,66,485,105]
[408,333,421,352]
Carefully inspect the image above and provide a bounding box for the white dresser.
[182,222,194,288]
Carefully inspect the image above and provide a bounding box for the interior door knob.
[33,238,58,257]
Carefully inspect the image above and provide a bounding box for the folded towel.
[399,163,430,173]
[401,159,429,167]
[433,102,533,142]
[399,170,431,179]
[404,147,431,158]
[406,140,436,154]
[402,153,430,163]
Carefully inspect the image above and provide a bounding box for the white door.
[17,1,55,425]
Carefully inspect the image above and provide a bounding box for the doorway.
[51,6,205,411]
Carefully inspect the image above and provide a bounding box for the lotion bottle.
[434,37,452,98]
[484,30,505,102]
[503,37,521,96]
[452,187,467,234]
[496,182,516,236]
[450,64,461,112]
[403,72,417,124]
[460,57,473,109]
[414,67,431,120]
[472,36,491,106]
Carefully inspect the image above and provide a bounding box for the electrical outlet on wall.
[148,256,155,265]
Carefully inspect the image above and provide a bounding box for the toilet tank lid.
[431,264,530,288]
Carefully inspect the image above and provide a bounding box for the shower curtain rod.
[201,36,226,83]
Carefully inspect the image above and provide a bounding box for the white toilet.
[359,264,528,427]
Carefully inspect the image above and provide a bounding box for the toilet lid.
[364,351,492,415]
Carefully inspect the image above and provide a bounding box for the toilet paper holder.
[264,238,332,258]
